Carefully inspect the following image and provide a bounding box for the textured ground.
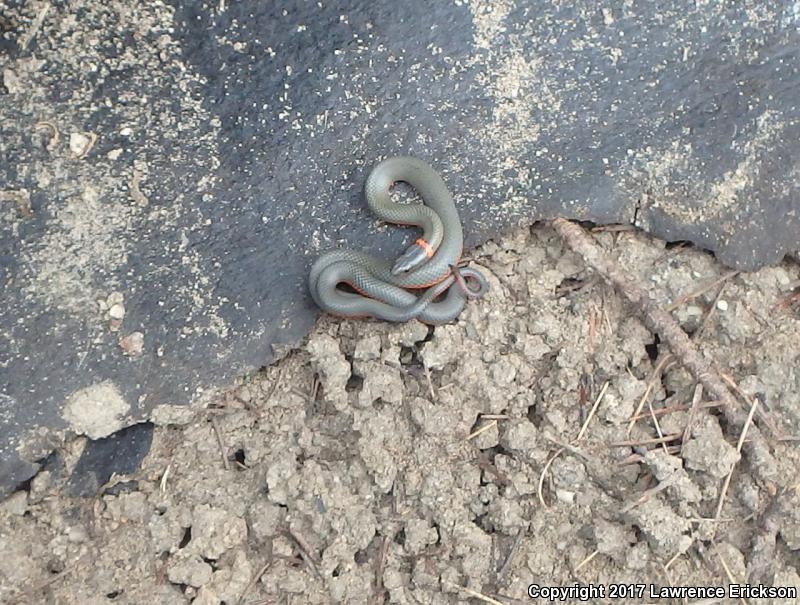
[3,0,800,496]
[2,225,799,604]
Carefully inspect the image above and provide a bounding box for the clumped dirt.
[1,225,799,604]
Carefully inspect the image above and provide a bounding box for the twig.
[467,420,497,441]
[264,366,286,405]
[648,399,669,454]
[537,448,564,509]
[617,445,682,466]
[160,464,171,493]
[625,399,721,422]
[681,384,704,456]
[284,528,320,565]
[666,270,738,312]
[573,549,599,572]
[715,546,748,605]
[747,484,800,583]
[497,527,526,582]
[238,555,274,605]
[621,472,679,513]
[210,416,230,470]
[627,354,674,435]
[609,433,682,448]
[423,361,436,400]
[282,529,322,580]
[576,381,608,441]
[372,535,390,604]
[693,280,730,339]
[20,5,50,50]
[551,218,777,487]
[543,436,593,462]
[10,564,75,604]
[720,373,782,439]
[714,395,759,523]
[34,120,60,151]
[544,437,628,501]
[442,581,505,605]
[664,549,684,570]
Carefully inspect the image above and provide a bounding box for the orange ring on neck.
[416,238,434,258]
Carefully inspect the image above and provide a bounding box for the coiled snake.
[309,157,488,324]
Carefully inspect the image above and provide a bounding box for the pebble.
[775,268,791,287]
[109,303,126,320]
[69,132,91,156]
[716,299,728,311]
[1,491,27,515]
[119,332,144,356]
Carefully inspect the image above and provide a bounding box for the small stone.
[120,127,133,136]
[2,491,27,515]
[193,586,221,605]
[555,489,575,504]
[167,553,213,588]
[109,303,126,320]
[775,268,791,287]
[62,381,129,439]
[685,305,703,316]
[716,299,728,311]
[107,148,123,160]
[499,420,538,452]
[69,132,94,157]
[490,358,517,386]
[67,525,89,543]
[190,505,248,559]
[150,404,196,426]
[2,68,22,94]
[395,321,429,347]
[683,415,740,478]
[109,318,122,332]
[246,501,286,541]
[353,334,381,361]
[119,332,144,356]
[107,291,124,306]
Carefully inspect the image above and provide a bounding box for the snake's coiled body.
[309,157,487,324]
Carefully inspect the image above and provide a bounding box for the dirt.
[1,224,799,604]
[1,0,224,329]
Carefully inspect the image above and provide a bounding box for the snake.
[308,156,488,324]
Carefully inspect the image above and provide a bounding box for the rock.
[109,303,126,320]
[682,414,740,478]
[499,419,538,452]
[306,333,350,410]
[353,334,381,361]
[189,505,248,560]
[168,553,213,588]
[625,498,692,558]
[119,332,144,356]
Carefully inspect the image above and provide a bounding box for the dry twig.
[713,396,759,524]
[210,416,231,470]
[551,218,777,487]
[497,526,526,583]
[747,484,799,583]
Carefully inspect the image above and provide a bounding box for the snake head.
[391,242,429,275]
